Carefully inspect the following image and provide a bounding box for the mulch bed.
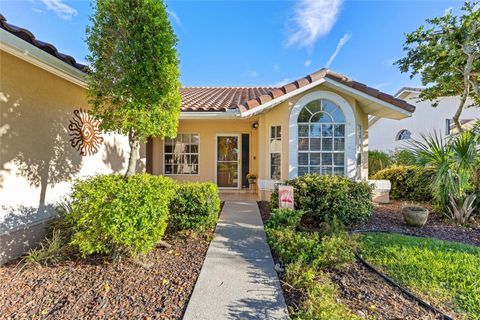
[257,201,444,319]
[0,234,210,319]
[353,201,480,246]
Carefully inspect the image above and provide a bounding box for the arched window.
[297,99,345,176]
[396,129,411,141]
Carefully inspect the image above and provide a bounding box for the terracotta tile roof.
[180,87,275,112]
[181,68,416,114]
[0,14,88,73]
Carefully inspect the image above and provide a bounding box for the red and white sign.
[278,185,294,209]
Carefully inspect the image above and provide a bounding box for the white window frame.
[269,125,282,180]
[289,91,357,179]
[296,101,346,177]
[163,133,200,175]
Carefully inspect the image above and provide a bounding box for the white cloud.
[444,6,453,16]
[32,8,44,14]
[374,82,392,90]
[167,9,181,26]
[325,33,351,68]
[273,64,280,72]
[41,0,77,20]
[287,0,343,48]
[304,59,312,67]
[271,78,292,87]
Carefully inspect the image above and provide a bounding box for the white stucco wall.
[369,92,479,152]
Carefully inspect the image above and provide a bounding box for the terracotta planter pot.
[402,206,429,227]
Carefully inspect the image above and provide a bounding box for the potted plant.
[246,173,257,184]
[402,204,429,227]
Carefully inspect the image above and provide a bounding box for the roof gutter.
[240,78,327,118]
[0,29,87,88]
[180,110,240,119]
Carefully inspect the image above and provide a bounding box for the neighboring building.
[0,15,414,262]
[369,87,479,152]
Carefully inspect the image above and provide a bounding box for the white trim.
[269,125,282,180]
[323,78,413,117]
[240,78,327,118]
[289,91,357,179]
[180,110,240,119]
[162,133,200,176]
[215,133,242,189]
[0,29,87,88]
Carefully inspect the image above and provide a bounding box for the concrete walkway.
[183,200,289,320]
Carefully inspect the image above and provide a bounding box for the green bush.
[270,175,373,225]
[265,209,359,319]
[265,209,357,271]
[368,150,393,177]
[371,165,432,202]
[67,174,176,257]
[392,149,418,166]
[169,182,221,231]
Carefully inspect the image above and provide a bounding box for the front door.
[216,135,240,188]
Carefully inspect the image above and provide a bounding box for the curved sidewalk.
[183,200,289,320]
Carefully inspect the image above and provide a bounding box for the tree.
[396,1,480,132]
[86,0,181,176]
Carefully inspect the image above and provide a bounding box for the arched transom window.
[396,129,411,141]
[297,99,345,176]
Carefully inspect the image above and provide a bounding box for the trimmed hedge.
[371,165,432,202]
[169,182,221,231]
[271,175,373,225]
[67,174,176,257]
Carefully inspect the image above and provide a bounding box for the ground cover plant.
[360,232,480,319]
[271,175,373,226]
[265,208,361,319]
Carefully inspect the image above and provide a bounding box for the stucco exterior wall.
[0,51,132,243]
[369,93,479,152]
[151,118,259,184]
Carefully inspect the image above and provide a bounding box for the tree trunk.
[125,129,139,176]
[455,49,476,133]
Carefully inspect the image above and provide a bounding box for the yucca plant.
[408,130,479,223]
[446,194,477,225]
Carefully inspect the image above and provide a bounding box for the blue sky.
[1,0,462,94]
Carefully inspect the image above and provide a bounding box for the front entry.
[216,135,240,188]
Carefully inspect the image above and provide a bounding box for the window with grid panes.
[297,99,345,176]
[164,133,199,174]
[270,126,281,180]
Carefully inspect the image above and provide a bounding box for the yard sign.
[278,185,294,209]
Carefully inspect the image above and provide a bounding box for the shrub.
[371,165,433,202]
[169,182,221,231]
[271,175,373,225]
[265,209,359,319]
[392,149,418,166]
[368,150,393,177]
[67,174,176,257]
[266,209,357,271]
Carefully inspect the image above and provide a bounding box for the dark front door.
[241,134,250,188]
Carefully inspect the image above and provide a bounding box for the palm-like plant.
[408,130,479,223]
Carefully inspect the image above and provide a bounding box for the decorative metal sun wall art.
[69,109,104,156]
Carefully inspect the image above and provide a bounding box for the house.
[369,87,479,152]
[0,15,414,262]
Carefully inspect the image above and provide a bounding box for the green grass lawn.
[360,232,480,320]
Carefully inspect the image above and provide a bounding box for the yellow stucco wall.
[0,51,131,223]
[152,118,259,183]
